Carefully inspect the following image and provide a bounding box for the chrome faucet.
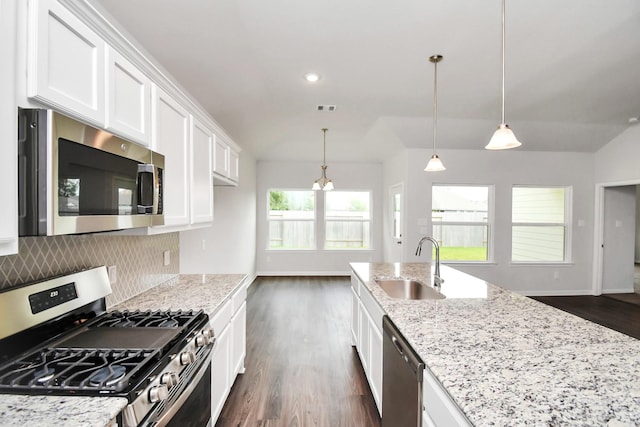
[415,236,444,286]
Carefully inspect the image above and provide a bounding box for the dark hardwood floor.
[216,276,381,427]
[216,278,640,426]
[532,295,640,339]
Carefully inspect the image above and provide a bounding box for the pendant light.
[312,128,334,191]
[485,0,522,150]
[425,54,446,172]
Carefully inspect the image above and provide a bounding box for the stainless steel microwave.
[18,108,164,236]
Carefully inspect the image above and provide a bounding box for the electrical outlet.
[163,250,170,266]
[201,239,206,250]
[107,265,117,284]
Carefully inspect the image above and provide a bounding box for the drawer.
[210,299,232,336]
[360,284,385,333]
[231,284,247,313]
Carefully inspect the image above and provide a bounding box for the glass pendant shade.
[424,154,446,171]
[487,0,522,150]
[485,123,521,150]
[425,54,446,172]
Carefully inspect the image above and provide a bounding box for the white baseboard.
[255,270,351,277]
[517,289,597,297]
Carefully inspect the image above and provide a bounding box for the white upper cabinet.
[213,135,239,185]
[152,85,190,228]
[105,46,151,146]
[0,0,18,256]
[27,0,105,125]
[190,116,214,224]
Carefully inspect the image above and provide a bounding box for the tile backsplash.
[0,233,179,306]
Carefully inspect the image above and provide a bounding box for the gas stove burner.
[156,318,179,328]
[34,367,55,383]
[89,364,127,387]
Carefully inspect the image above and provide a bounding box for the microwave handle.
[137,163,156,214]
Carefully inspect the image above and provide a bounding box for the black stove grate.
[91,309,200,329]
[0,348,159,393]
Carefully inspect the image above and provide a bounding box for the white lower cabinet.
[210,319,230,422]
[351,273,383,415]
[210,284,248,424]
[422,366,471,427]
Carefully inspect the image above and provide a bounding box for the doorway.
[388,183,403,262]
[594,183,640,296]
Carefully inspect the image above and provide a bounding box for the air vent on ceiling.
[316,105,336,112]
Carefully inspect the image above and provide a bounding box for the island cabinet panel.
[350,286,359,346]
[28,0,105,125]
[351,273,383,415]
[105,46,151,146]
[151,86,190,228]
[422,366,471,427]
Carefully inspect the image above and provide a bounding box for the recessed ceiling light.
[629,117,639,124]
[304,73,320,83]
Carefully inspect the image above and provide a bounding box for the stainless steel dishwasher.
[382,315,425,427]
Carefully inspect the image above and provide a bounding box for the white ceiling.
[92,0,640,162]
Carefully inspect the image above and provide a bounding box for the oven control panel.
[28,282,78,314]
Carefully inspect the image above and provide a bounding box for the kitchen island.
[351,262,640,426]
[0,273,247,427]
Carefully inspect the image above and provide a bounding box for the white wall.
[256,160,384,275]
[595,125,640,183]
[392,148,595,295]
[180,151,257,276]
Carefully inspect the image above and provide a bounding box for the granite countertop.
[111,273,247,315]
[0,273,247,427]
[350,262,640,426]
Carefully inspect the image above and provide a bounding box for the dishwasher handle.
[383,316,425,381]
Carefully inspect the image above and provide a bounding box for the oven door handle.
[153,349,214,427]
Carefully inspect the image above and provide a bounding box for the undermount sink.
[375,278,445,300]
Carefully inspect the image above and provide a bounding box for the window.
[268,190,315,250]
[325,191,371,250]
[512,186,569,262]
[432,185,490,261]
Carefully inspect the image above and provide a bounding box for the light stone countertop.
[0,273,248,427]
[350,262,640,426]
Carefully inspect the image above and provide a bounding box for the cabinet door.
[152,86,190,227]
[0,0,18,255]
[105,47,151,146]
[213,137,229,177]
[211,324,231,424]
[229,148,239,182]
[190,117,214,224]
[358,299,370,373]
[230,301,246,378]
[28,0,105,124]
[369,320,383,415]
[350,286,359,347]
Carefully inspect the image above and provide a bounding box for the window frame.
[266,188,317,251]
[323,189,373,251]
[431,184,494,263]
[511,185,572,264]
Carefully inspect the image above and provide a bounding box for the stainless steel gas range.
[0,266,215,427]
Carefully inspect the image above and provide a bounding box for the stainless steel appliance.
[382,315,424,427]
[18,108,165,236]
[0,267,214,427]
